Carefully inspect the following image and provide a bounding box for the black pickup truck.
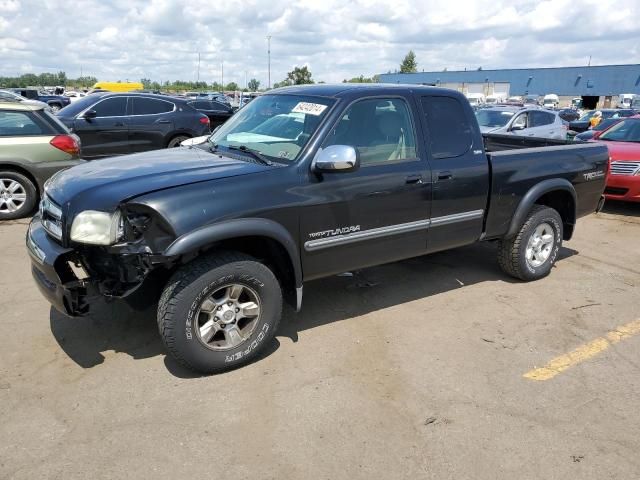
[10,88,71,112]
[27,84,608,373]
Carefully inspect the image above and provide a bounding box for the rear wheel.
[167,135,189,148]
[0,172,37,220]
[497,205,563,281]
[158,252,282,374]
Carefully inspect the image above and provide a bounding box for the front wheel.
[158,252,282,374]
[497,205,563,281]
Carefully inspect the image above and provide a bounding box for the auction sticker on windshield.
[292,102,328,116]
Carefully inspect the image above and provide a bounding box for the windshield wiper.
[225,145,275,166]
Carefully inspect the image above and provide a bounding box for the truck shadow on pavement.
[601,200,640,217]
[49,241,578,377]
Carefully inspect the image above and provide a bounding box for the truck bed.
[483,133,572,152]
[483,141,609,239]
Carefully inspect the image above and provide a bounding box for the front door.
[419,94,489,253]
[73,96,129,158]
[300,96,432,280]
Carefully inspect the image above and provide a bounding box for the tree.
[225,82,238,91]
[286,66,314,85]
[400,50,418,73]
[342,74,379,83]
[248,78,260,91]
[141,78,152,89]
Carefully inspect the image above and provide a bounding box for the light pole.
[267,35,271,89]
[197,52,201,82]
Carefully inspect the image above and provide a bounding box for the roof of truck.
[271,83,454,98]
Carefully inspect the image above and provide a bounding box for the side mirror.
[83,110,97,120]
[312,145,359,173]
[511,124,526,131]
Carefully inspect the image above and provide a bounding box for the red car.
[597,115,640,202]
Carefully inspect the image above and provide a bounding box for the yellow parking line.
[524,319,640,381]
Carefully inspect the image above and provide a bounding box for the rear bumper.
[605,175,640,203]
[27,216,93,316]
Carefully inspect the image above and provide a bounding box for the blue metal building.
[379,64,640,97]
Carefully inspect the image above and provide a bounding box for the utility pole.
[267,35,271,89]
[221,62,224,92]
[588,55,592,67]
[197,52,201,82]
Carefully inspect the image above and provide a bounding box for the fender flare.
[506,178,576,238]
[163,218,302,288]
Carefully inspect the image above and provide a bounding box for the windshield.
[56,94,99,117]
[598,118,640,142]
[209,94,334,162]
[475,109,514,128]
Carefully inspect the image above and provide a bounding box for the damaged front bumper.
[27,215,95,316]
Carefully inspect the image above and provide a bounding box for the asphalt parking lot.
[1,202,639,480]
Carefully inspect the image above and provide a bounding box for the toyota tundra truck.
[27,84,608,373]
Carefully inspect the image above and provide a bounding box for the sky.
[0,0,638,88]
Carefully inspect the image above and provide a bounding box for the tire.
[158,251,282,374]
[167,135,189,148]
[497,205,563,281]
[0,171,38,220]
[49,103,61,113]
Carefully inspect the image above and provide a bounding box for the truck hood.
[45,146,273,210]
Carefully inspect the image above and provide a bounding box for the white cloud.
[0,0,637,86]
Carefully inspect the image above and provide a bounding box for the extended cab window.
[324,98,417,165]
[92,97,128,117]
[421,96,472,158]
[132,98,174,115]
[0,111,44,136]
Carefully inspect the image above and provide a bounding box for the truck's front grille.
[40,194,63,241]
[610,161,640,176]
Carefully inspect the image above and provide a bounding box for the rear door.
[73,96,129,158]
[129,97,176,152]
[527,110,563,139]
[300,95,432,279]
[419,94,489,252]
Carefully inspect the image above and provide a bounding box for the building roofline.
[382,64,640,76]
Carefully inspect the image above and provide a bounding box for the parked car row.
[55,92,212,158]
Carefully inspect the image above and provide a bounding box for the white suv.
[475,106,568,139]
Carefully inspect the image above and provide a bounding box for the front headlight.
[70,210,123,245]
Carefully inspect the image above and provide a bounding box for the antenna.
[267,35,271,89]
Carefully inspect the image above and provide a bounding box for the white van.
[466,93,485,106]
[617,94,638,109]
[543,94,560,108]
[485,94,504,105]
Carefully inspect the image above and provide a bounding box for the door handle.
[437,171,453,181]
[114,122,125,127]
[405,174,423,184]
[157,119,171,124]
